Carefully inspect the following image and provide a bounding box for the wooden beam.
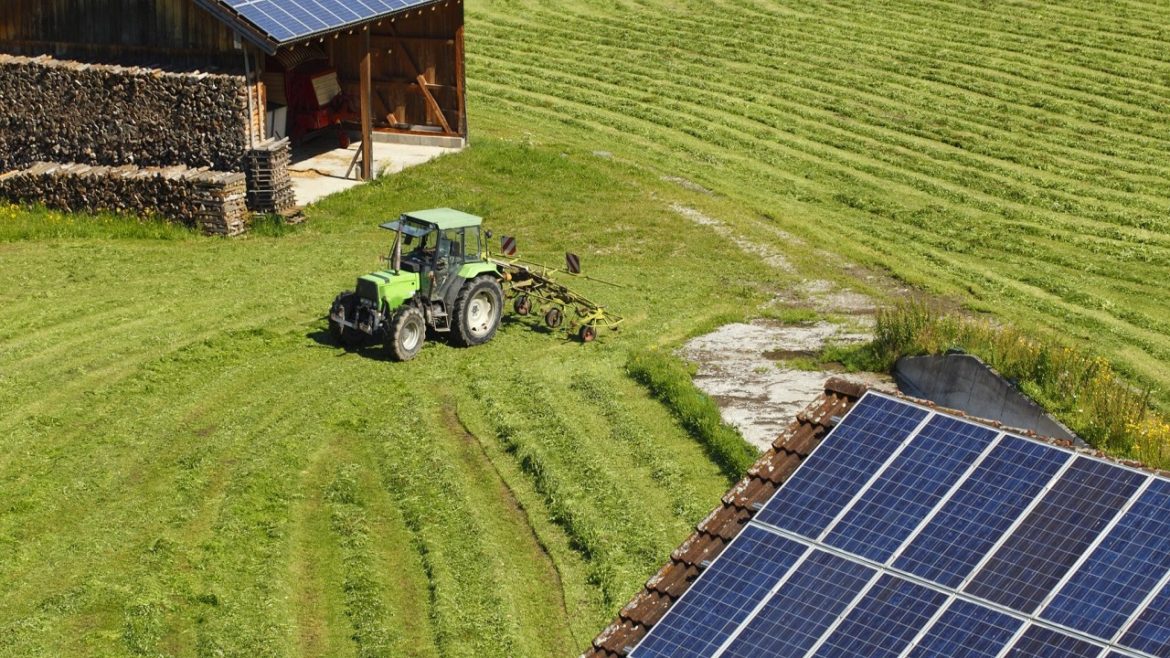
[360,30,373,181]
[455,24,467,137]
[416,74,453,134]
[386,23,456,136]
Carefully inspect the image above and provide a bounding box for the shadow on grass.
[306,326,398,362]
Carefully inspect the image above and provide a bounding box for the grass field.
[3,1,1170,656]
[470,0,1170,404]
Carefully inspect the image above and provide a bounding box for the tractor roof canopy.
[381,208,483,233]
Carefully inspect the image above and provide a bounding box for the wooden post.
[360,29,373,181]
[455,24,467,137]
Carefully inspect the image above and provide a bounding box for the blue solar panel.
[1042,478,1170,638]
[1120,582,1170,656]
[965,457,1146,613]
[1007,625,1102,658]
[824,415,998,562]
[205,0,438,47]
[812,574,948,658]
[629,394,1170,658]
[631,527,806,658]
[894,435,1070,587]
[754,395,929,538]
[906,599,1022,658]
[722,550,874,658]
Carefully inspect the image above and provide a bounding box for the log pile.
[245,138,296,214]
[0,162,249,236]
[0,54,250,172]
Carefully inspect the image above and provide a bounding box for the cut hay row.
[468,0,1170,399]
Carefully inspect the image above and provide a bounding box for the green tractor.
[329,208,504,361]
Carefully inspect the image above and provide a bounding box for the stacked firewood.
[244,138,296,213]
[0,54,250,172]
[0,162,248,236]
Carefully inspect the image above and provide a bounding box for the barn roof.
[582,378,867,657]
[581,377,1130,658]
[192,0,447,54]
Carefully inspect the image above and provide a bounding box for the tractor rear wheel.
[385,305,426,361]
[451,275,503,347]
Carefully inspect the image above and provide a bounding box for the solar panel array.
[211,0,438,45]
[632,393,1170,658]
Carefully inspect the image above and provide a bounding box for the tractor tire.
[385,305,427,361]
[451,275,503,347]
[329,292,361,348]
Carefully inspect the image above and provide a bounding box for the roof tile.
[582,380,865,657]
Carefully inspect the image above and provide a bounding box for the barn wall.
[328,1,465,135]
[0,0,243,69]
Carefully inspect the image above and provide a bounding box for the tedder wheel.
[544,307,563,329]
[329,292,360,348]
[579,325,597,343]
[451,275,504,347]
[514,294,532,316]
[386,305,426,361]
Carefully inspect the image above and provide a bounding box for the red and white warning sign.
[565,252,581,274]
[500,235,517,257]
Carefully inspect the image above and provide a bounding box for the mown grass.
[626,351,758,479]
[0,139,762,657]
[3,0,1170,656]
[468,0,1170,406]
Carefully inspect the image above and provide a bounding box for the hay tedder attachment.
[490,252,624,343]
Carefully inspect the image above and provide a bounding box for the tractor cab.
[381,209,485,300]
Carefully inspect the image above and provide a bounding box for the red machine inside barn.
[269,48,356,147]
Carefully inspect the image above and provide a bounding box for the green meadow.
[3,0,1170,656]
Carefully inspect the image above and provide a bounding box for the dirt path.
[681,321,893,450]
[671,202,897,450]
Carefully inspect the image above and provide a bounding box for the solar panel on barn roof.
[631,392,1170,658]
[208,0,439,47]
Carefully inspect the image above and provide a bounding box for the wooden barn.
[0,0,468,180]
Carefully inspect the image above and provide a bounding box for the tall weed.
[626,351,758,480]
[869,302,1166,464]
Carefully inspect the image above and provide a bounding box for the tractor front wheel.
[452,275,504,347]
[385,305,426,361]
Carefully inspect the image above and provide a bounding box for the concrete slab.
[288,140,462,206]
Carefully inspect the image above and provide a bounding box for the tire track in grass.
[468,370,692,611]
[288,443,359,658]
[440,401,577,655]
[366,396,560,658]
